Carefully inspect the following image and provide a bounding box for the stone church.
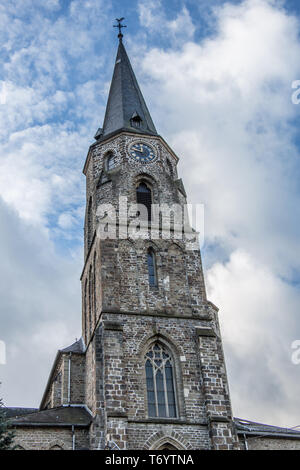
[6,31,300,451]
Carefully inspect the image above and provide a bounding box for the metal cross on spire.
[114,17,127,41]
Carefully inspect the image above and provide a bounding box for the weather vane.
[114,17,127,41]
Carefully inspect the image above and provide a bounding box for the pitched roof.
[10,406,92,427]
[234,418,300,438]
[39,338,85,410]
[100,39,157,141]
[60,337,85,354]
[2,408,38,419]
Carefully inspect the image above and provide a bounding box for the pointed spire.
[99,37,158,141]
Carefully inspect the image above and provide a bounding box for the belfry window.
[147,248,157,287]
[136,182,152,221]
[130,111,143,129]
[145,343,177,418]
[106,152,115,171]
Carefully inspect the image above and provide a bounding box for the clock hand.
[134,149,148,157]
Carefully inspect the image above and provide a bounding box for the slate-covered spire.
[98,38,158,141]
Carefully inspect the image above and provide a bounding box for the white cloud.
[138,0,300,425]
[0,1,109,406]
[207,250,300,426]
[0,198,82,407]
[138,0,195,43]
[58,211,77,229]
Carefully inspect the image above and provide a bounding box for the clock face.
[128,142,156,164]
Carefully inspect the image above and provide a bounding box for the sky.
[0,0,300,429]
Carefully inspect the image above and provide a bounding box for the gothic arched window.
[147,248,157,287]
[136,181,152,221]
[145,343,177,418]
[106,152,115,171]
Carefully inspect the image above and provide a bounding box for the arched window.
[158,443,178,450]
[147,248,157,287]
[106,152,115,171]
[136,181,152,221]
[145,343,177,418]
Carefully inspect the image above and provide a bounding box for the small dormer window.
[94,128,103,141]
[130,112,143,129]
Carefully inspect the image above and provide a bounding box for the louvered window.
[145,343,177,418]
[136,182,152,221]
[130,112,143,128]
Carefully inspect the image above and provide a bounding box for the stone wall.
[41,352,85,410]
[239,436,300,450]
[83,308,238,450]
[13,427,89,450]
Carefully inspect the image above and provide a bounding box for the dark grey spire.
[99,40,158,140]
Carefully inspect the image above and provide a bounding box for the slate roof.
[100,39,158,140]
[234,418,300,438]
[60,337,85,354]
[10,406,92,427]
[2,408,38,419]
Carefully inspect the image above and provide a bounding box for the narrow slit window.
[147,248,157,287]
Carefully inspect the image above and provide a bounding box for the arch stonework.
[143,431,192,450]
[48,439,66,450]
[137,332,184,359]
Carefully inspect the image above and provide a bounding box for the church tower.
[80,28,238,450]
